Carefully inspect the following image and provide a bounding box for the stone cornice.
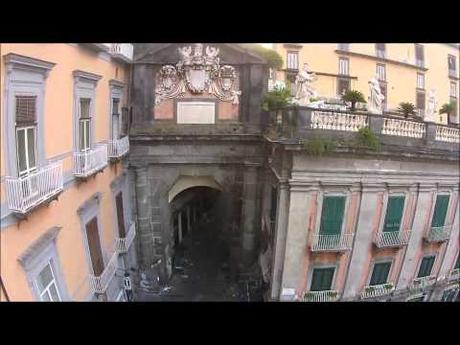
[17,226,61,269]
[77,192,102,216]
[73,69,103,84]
[109,79,125,89]
[4,53,56,77]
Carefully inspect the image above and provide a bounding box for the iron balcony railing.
[374,230,411,248]
[88,251,118,294]
[425,225,452,242]
[304,290,340,302]
[311,233,354,252]
[361,283,394,299]
[73,144,108,178]
[108,136,129,159]
[116,222,136,254]
[5,161,63,214]
[449,268,460,282]
[409,275,436,295]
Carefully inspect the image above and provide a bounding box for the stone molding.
[4,53,56,78]
[17,227,61,270]
[72,70,102,84]
[77,192,102,216]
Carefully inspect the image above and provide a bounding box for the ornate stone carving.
[293,63,317,105]
[368,75,385,114]
[155,44,241,105]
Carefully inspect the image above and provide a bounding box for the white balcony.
[73,145,108,178]
[361,283,394,300]
[310,110,368,132]
[109,44,133,63]
[382,118,426,138]
[116,222,136,254]
[409,275,436,295]
[5,161,63,214]
[374,230,411,248]
[88,251,118,294]
[311,233,354,252]
[108,136,129,159]
[303,290,340,302]
[424,225,452,242]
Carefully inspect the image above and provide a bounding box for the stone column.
[134,166,153,268]
[241,166,258,255]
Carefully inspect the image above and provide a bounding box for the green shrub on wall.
[262,86,292,111]
[301,137,337,156]
[353,127,380,151]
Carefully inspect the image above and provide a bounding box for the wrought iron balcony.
[116,222,136,254]
[424,225,452,242]
[108,136,129,159]
[361,283,394,299]
[73,145,108,178]
[88,252,118,294]
[303,290,340,302]
[374,230,411,248]
[5,161,63,214]
[109,44,133,63]
[409,275,436,295]
[311,233,354,252]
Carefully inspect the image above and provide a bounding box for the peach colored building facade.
[0,44,135,301]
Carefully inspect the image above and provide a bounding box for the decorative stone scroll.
[155,44,241,105]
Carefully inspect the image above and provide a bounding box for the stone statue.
[425,88,437,122]
[368,75,385,114]
[293,63,317,105]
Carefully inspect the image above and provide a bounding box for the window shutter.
[320,196,345,235]
[455,255,460,269]
[80,98,91,118]
[383,196,405,232]
[431,195,450,228]
[15,96,37,125]
[417,256,435,278]
[311,267,335,291]
[370,262,391,285]
[416,91,425,110]
[415,44,424,61]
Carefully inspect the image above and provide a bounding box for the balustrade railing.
[374,230,411,248]
[108,136,129,159]
[381,118,426,138]
[311,110,368,132]
[109,44,133,61]
[116,222,136,254]
[435,125,460,143]
[73,145,108,178]
[311,233,354,252]
[409,275,436,294]
[425,225,452,242]
[88,251,118,294]
[5,161,63,214]
[449,268,460,282]
[304,290,340,302]
[361,283,394,299]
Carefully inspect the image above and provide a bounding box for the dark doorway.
[85,217,104,276]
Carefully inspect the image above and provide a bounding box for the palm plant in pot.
[439,101,457,124]
[341,90,366,111]
[262,85,293,125]
[397,102,416,118]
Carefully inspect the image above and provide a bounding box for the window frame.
[448,54,457,75]
[375,43,386,58]
[286,51,299,70]
[338,57,349,76]
[415,44,425,67]
[430,193,450,228]
[314,190,351,239]
[378,192,409,235]
[35,259,62,302]
[417,73,425,90]
[450,82,457,98]
[79,118,91,152]
[416,254,436,279]
[15,125,38,177]
[367,258,394,286]
[337,77,351,96]
[307,263,338,292]
[376,63,386,81]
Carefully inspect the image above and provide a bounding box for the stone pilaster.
[241,166,258,255]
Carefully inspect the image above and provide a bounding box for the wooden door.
[116,192,126,238]
[86,217,104,276]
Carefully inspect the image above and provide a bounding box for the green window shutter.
[455,255,460,269]
[431,195,450,228]
[310,267,335,291]
[319,196,345,235]
[370,262,391,285]
[417,256,435,278]
[383,196,405,233]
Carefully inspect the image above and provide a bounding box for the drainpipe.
[0,276,10,302]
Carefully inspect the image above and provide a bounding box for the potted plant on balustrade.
[439,101,457,125]
[262,85,293,125]
[397,102,416,119]
[341,90,366,111]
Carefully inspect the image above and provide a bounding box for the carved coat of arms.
[155,44,241,105]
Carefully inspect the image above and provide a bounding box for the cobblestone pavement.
[135,220,264,302]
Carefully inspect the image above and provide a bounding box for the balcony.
[409,275,436,295]
[5,161,63,214]
[303,290,340,302]
[361,283,394,300]
[73,145,108,178]
[108,136,129,160]
[109,44,133,63]
[449,268,460,282]
[116,222,136,254]
[424,225,452,242]
[374,230,411,248]
[311,233,354,252]
[88,252,118,294]
[435,125,460,143]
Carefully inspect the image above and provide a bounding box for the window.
[121,107,129,136]
[15,96,37,176]
[116,192,126,238]
[442,288,459,302]
[449,97,457,120]
[310,267,335,291]
[417,255,435,278]
[337,78,350,96]
[85,217,104,276]
[319,196,345,235]
[376,64,386,81]
[287,51,299,70]
[382,196,404,233]
[112,98,120,140]
[370,262,391,285]
[376,43,386,58]
[339,58,349,75]
[338,43,349,51]
[431,195,450,228]
[379,82,387,111]
[448,54,457,76]
[79,98,91,151]
[415,44,425,67]
[417,73,425,89]
[416,91,425,115]
[35,261,62,301]
[455,255,460,269]
[450,82,457,98]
